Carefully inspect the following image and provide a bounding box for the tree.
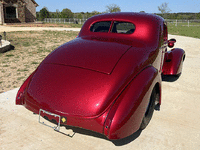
[39,7,49,21]
[56,9,61,18]
[106,4,121,13]
[77,14,82,19]
[196,13,200,19]
[60,8,73,18]
[158,2,171,18]
[91,10,100,15]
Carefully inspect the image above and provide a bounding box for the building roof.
[0,0,38,7]
[31,0,38,7]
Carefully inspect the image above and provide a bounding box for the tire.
[139,87,159,130]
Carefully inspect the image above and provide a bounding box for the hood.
[43,38,131,74]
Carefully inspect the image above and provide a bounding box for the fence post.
[188,20,189,27]
[175,19,177,26]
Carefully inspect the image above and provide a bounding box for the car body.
[16,12,185,140]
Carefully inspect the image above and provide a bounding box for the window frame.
[89,20,136,35]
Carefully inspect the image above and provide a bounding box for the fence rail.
[44,18,87,24]
[43,18,200,27]
[165,19,200,27]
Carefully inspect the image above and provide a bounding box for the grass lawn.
[168,24,200,38]
[6,22,83,28]
[42,22,83,28]
[0,30,79,93]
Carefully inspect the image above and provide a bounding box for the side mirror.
[168,38,176,48]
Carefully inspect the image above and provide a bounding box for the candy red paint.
[16,12,185,140]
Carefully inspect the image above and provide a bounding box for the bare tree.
[158,2,171,18]
[106,4,121,13]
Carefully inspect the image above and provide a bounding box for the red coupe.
[16,12,185,140]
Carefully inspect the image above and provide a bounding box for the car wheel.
[139,87,158,130]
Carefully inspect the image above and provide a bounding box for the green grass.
[5,54,14,57]
[168,24,200,38]
[3,65,9,67]
[22,42,31,47]
[43,22,83,28]
[31,61,39,64]
[17,77,25,80]
[68,23,83,28]
[17,69,29,72]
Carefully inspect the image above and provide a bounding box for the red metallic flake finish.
[16,12,185,140]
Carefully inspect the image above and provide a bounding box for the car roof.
[90,12,164,21]
[79,12,165,48]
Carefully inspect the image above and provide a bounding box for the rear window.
[111,21,135,34]
[90,21,135,34]
[90,21,111,32]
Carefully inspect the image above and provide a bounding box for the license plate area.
[39,109,61,131]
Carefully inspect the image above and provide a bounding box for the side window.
[111,21,135,34]
[90,21,111,33]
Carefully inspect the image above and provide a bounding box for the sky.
[36,0,200,13]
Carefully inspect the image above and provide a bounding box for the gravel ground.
[0,27,200,150]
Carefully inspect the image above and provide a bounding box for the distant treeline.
[157,13,200,20]
[36,9,200,21]
[36,8,102,21]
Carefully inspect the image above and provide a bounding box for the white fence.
[43,18,200,27]
[44,18,88,24]
[165,19,200,27]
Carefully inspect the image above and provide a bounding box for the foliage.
[158,2,171,14]
[77,14,82,19]
[157,12,200,20]
[60,8,74,18]
[55,9,61,18]
[39,7,50,21]
[158,2,171,19]
[36,6,200,21]
[106,4,121,13]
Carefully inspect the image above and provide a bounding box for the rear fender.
[162,48,185,75]
[104,66,161,139]
[16,71,36,105]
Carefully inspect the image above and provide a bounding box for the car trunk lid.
[43,38,131,74]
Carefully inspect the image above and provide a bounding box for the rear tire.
[139,87,159,130]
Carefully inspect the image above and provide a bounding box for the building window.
[6,6,17,19]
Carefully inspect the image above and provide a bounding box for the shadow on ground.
[63,125,142,146]
[162,74,181,82]
[111,129,142,146]
[0,44,15,53]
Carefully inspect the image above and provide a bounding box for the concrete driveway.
[0,31,200,149]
